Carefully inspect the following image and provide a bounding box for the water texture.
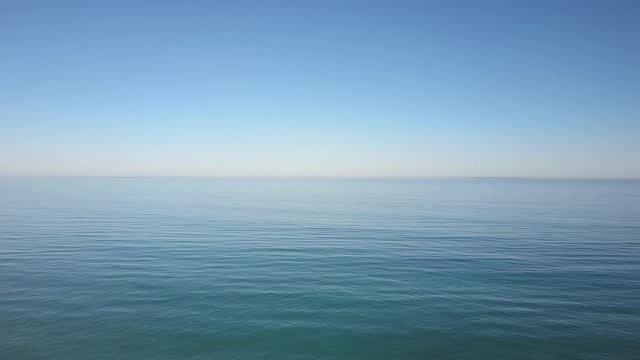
[1,178,639,359]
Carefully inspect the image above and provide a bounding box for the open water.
[1,178,639,359]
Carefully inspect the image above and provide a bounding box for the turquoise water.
[1,178,639,359]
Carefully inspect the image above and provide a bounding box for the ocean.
[1,178,639,359]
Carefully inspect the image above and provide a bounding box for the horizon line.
[1,175,639,181]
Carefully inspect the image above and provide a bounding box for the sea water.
[1,178,639,359]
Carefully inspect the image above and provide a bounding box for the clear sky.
[1,0,639,178]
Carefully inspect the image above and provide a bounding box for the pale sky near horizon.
[1,0,639,178]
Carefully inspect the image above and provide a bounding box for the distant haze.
[1,0,639,179]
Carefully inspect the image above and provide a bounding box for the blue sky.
[1,0,638,178]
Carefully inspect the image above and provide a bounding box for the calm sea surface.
[1,178,639,359]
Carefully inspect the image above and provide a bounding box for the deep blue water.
[1,178,639,359]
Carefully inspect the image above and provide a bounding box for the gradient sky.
[1,0,639,178]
